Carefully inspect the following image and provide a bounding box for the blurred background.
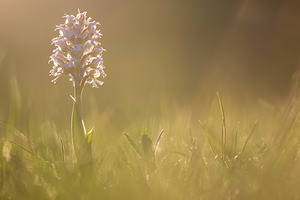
[0,0,300,132]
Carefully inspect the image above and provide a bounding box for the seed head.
[49,10,106,88]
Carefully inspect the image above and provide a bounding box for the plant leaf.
[87,128,94,144]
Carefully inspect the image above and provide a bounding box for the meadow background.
[1,0,300,199]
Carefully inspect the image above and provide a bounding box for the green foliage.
[125,128,164,174]
[2,76,300,200]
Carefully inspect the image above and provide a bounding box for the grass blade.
[154,129,164,155]
[240,120,258,156]
[124,133,142,157]
[199,121,219,159]
[8,140,43,161]
[217,92,226,160]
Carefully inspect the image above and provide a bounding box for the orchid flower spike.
[49,9,106,88]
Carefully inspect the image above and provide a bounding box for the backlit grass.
[1,72,300,200]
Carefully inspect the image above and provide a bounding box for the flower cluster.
[49,10,106,88]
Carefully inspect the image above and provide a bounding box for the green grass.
[1,76,300,200]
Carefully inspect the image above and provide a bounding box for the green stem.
[71,82,93,176]
[71,85,86,157]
